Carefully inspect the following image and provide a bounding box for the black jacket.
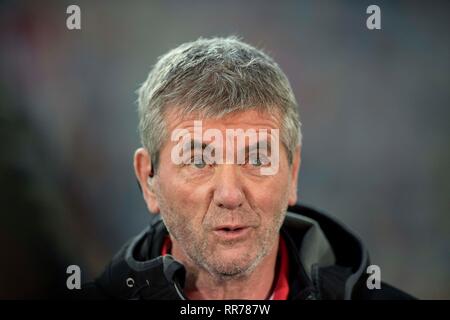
[80,204,414,300]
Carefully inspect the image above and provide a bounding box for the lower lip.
[213,227,251,240]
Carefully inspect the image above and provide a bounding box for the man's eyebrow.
[181,140,209,152]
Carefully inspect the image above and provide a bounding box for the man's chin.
[207,263,253,279]
[213,244,254,261]
[204,252,258,278]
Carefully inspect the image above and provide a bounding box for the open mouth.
[220,227,245,232]
[213,226,251,240]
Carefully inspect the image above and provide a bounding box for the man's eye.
[249,157,263,167]
[192,158,207,169]
[247,154,270,167]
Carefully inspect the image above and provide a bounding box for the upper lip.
[213,224,250,231]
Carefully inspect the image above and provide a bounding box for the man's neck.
[171,237,279,300]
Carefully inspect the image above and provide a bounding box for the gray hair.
[137,36,301,171]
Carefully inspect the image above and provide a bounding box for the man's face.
[136,108,300,278]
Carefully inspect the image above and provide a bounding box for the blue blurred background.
[0,0,449,299]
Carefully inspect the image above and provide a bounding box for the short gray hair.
[137,36,301,171]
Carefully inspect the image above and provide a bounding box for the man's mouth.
[213,225,252,240]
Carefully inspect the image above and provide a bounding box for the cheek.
[157,171,210,223]
[252,174,291,210]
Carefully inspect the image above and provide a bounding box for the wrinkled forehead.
[162,104,283,131]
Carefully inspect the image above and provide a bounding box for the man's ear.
[288,146,301,206]
[134,148,160,214]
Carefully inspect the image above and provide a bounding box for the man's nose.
[213,165,244,210]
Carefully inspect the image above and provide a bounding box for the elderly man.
[82,37,412,300]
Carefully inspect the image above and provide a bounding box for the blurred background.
[0,0,449,299]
